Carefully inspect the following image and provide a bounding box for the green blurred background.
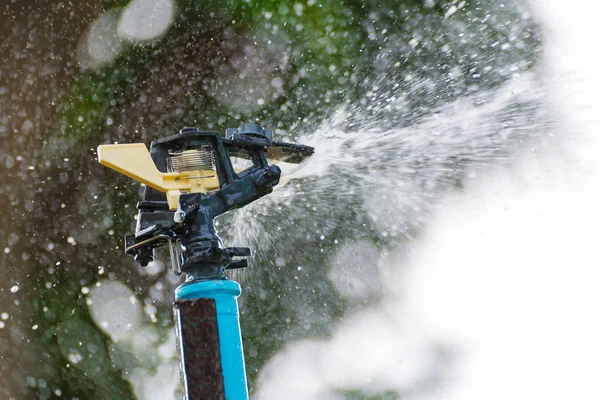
[0,0,539,398]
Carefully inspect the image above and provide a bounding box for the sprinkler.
[97,124,313,399]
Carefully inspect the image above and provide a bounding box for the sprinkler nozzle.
[255,165,281,189]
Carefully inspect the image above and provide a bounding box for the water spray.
[97,124,313,399]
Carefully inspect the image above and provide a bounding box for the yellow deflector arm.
[97,143,220,209]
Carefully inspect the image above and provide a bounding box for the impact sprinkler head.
[97,124,313,282]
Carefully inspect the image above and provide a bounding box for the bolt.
[174,210,186,223]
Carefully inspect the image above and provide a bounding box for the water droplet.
[4,156,14,168]
[67,352,83,364]
[10,285,19,293]
[294,3,304,16]
[271,77,283,89]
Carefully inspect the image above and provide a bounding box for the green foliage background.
[0,0,539,398]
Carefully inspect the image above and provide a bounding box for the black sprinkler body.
[114,124,313,281]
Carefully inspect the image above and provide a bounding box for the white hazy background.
[256,0,600,398]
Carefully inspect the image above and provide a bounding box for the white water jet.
[407,0,600,398]
[255,77,550,399]
[255,0,600,398]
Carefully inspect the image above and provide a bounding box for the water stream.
[251,0,600,398]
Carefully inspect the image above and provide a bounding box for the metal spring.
[167,147,216,172]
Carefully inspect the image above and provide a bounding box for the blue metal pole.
[176,280,249,400]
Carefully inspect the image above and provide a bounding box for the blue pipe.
[175,280,249,400]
